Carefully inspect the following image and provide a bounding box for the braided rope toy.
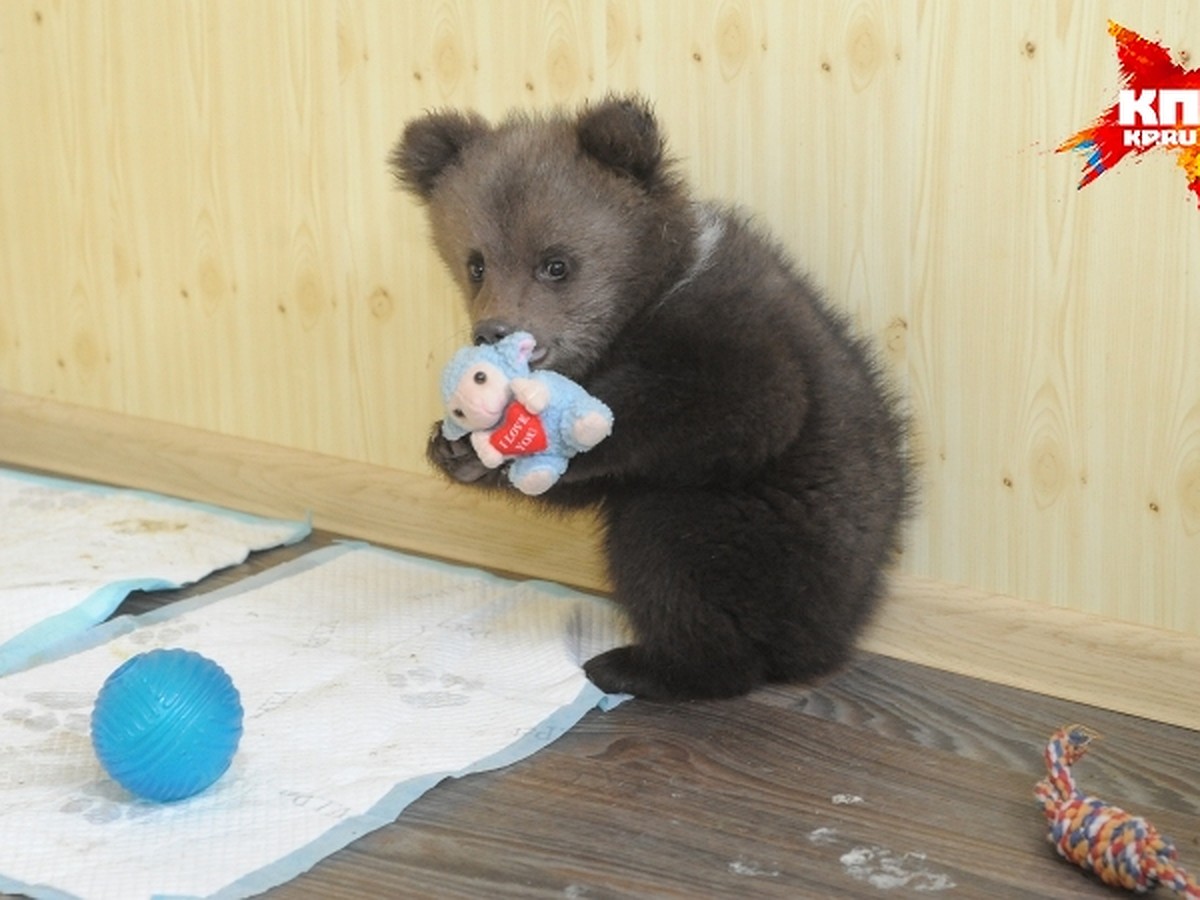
[1035,725,1200,897]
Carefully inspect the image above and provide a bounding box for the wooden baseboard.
[0,390,606,586]
[3,390,1197,730]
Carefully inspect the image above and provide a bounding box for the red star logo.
[1059,21,1200,207]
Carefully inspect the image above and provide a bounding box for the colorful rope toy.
[1035,725,1199,897]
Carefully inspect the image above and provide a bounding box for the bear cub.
[392,95,913,701]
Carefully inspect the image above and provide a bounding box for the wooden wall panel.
[0,1,1197,636]
[904,2,1200,633]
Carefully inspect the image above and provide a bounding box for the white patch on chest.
[660,203,726,301]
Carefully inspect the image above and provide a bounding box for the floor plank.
[262,678,1199,899]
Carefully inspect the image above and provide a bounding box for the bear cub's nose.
[473,319,513,346]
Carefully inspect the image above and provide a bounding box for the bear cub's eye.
[537,256,570,282]
[473,370,487,384]
[466,252,485,283]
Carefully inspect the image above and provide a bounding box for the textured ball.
[91,648,244,802]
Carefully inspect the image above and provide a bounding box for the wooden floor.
[11,531,1186,900]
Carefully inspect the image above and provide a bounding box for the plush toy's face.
[445,360,511,431]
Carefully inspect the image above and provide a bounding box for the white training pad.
[0,543,629,900]
[0,468,311,675]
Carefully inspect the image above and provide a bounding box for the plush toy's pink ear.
[497,331,537,371]
[514,333,536,363]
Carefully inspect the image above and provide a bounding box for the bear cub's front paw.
[427,424,501,485]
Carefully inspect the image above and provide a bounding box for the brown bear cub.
[392,95,913,701]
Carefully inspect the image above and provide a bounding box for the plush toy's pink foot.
[572,411,612,448]
[512,468,557,495]
[470,432,506,468]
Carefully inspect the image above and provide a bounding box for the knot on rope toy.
[1035,725,1199,897]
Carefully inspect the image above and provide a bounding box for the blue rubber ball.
[91,648,244,803]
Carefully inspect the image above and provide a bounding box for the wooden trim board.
[3,389,1197,730]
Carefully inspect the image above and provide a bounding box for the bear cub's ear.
[576,95,665,187]
[390,111,490,199]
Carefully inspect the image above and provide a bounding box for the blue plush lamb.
[440,332,614,495]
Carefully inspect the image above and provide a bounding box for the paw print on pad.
[60,779,159,825]
[128,620,201,646]
[387,666,485,708]
[4,691,93,735]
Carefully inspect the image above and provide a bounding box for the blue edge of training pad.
[0,542,628,900]
[0,467,312,677]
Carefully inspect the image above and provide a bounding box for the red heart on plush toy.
[489,402,549,456]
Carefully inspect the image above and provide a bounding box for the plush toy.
[440,332,614,495]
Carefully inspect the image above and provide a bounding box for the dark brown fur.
[392,96,914,701]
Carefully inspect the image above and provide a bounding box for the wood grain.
[276,722,1195,898]
[0,2,1197,639]
[4,391,1198,732]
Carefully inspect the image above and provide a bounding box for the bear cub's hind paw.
[585,644,765,701]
